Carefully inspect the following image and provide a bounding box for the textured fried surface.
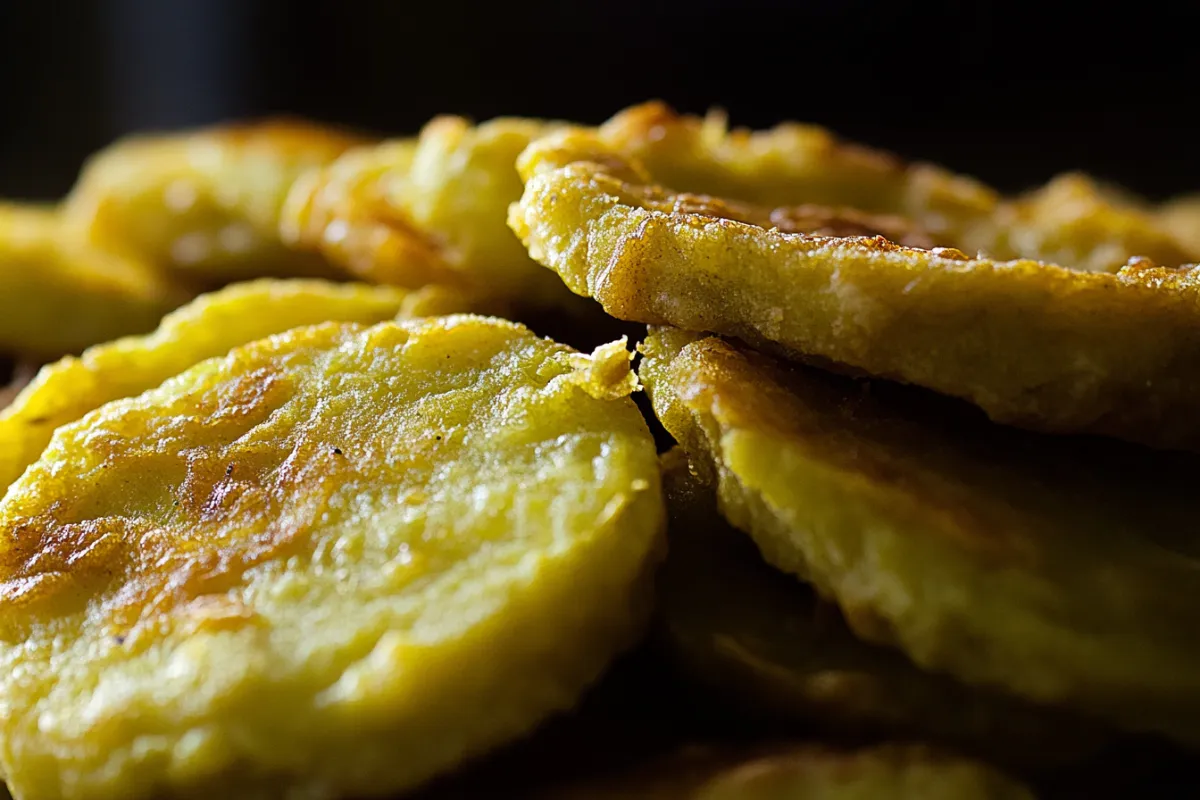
[640,328,1200,746]
[511,140,1200,448]
[0,279,467,498]
[964,173,1195,272]
[547,742,1033,799]
[64,119,363,286]
[521,133,936,247]
[595,102,997,245]
[0,316,664,799]
[281,115,578,310]
[1160,194,1200,258]
[657,450,1101,766]
[0,204,185,358]
[599,103,1193,271]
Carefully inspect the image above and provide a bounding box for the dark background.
[1,0,1197,201]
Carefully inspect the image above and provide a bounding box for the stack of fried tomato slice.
[2,100,1199,799]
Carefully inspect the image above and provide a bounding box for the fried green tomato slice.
[0,204,185,359]
[0,316,665,800]
[63,119,364,286]
[0,278,468,497]
[546,743,1034,799]
[656,450,1101,767]
[640,327,1200,747]
[962,173,1195,272]
[511,141,1200,449]
[280,115,579,310]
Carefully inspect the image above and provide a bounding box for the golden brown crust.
[760,205,935,247]
[569,175,937,248]
[511,133,1200,449]
[596,103,1190,272]
[279,115,578,310]
[592,102,999,254]
[0,360,309,628]
[600,101,905,181]
[279,138,461,289]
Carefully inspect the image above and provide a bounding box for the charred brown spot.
[768,205,936,249]
[211,367,287,422]
[929,246,970,261]
[0,354,360,637]
[619,177,940,251]
[0,516,137,616]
